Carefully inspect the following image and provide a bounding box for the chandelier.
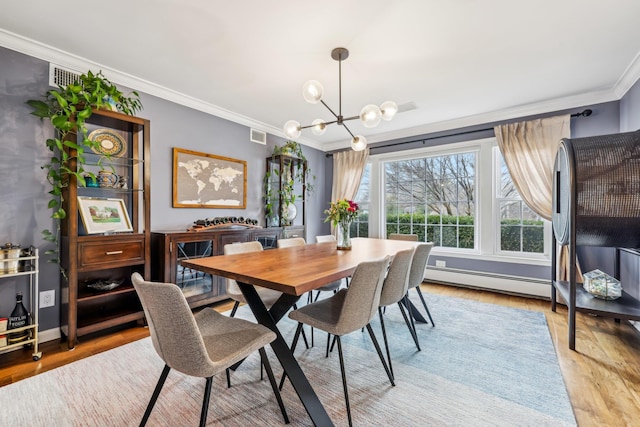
[283,47,398,151]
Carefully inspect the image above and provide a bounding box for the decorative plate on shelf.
[88,128,127,157]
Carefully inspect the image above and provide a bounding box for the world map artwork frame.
[172,147,247,209]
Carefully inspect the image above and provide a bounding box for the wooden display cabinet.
[59,110,150,349]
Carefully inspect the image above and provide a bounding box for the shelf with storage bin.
[0,247,41,361]
[59,110,150,349]
[553,279,640,320]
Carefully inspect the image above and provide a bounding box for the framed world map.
[173,147,247,208]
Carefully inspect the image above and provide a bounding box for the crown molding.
[614,50,640,99]
[0,28,325,152]
[323,88,620,152]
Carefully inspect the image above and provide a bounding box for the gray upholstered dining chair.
[224,241,282,317]
[407,243,436,327]
[277,236,343,349]
[377,247,417,379]
[316,234,349,291]
[285,257,393,427]
[276,237,307,248]
[313,235,344,300]
[130,273,289,427]
[388,233,419,241]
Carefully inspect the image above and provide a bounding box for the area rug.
[0,293,576,426]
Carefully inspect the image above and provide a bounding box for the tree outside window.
[384,152,476,249]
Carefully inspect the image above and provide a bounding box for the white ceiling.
[1,0,639,151]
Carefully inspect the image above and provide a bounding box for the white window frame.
[367,137,551,266]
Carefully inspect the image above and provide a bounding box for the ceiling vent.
[49,63,82,88]
[250,128,267,145]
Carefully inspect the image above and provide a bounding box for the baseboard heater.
[426,266,551,299]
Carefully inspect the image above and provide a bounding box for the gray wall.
[0,48,59,330]
[0,46,329,332]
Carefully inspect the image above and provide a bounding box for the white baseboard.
[426,267,551,298]
[38,327,61,343]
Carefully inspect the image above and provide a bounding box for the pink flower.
[324,198,359,226]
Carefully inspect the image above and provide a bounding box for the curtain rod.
[325,109,592,157]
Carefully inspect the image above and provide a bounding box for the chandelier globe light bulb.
[380,101,398,121]
[302,80,324,104]
[283,120,301,139]
[311,119,327,136]
[351,135,367,151]
[360,104,382,128]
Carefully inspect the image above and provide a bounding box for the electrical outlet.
[40,290,55,308]
[435,260,446,268]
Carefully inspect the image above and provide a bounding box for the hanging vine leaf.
[27,70,143,267]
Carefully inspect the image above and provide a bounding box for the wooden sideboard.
[151,226,304,308]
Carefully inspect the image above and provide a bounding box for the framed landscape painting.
[77,197,133,234]
[173,147,247,208]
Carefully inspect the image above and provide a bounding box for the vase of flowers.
[324,198,359,250]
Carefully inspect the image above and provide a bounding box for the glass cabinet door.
[175,239,215,300]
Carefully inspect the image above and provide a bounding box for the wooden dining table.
[182,237,420,426]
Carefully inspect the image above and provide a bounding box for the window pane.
[522,226,544,252]
[501,226,521,251]
[458,226,475,249]
[500,200,522,221]
[352,164,371,238]
[495,149,545,254]
[441,226,457,247]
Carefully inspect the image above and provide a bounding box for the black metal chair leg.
[325,333,331,358]
[366,324,395,386]
[225,368,231,388]
[400,296,421,351]
[415,286,435,326]
[199,377,213,427]
[259,347,290,424]
[140,364,171,427]
[292,304,311,350]
[336,336,353,427]
[378,307,394,380]
[279,322,303,390]
[229,301,240,318]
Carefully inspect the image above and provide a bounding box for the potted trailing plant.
[264,141,315,226]
[27,70,143,265]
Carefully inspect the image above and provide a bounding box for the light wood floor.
[1,283,639,426]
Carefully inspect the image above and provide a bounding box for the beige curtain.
[494,115,581,283]
[331,148,369,202]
